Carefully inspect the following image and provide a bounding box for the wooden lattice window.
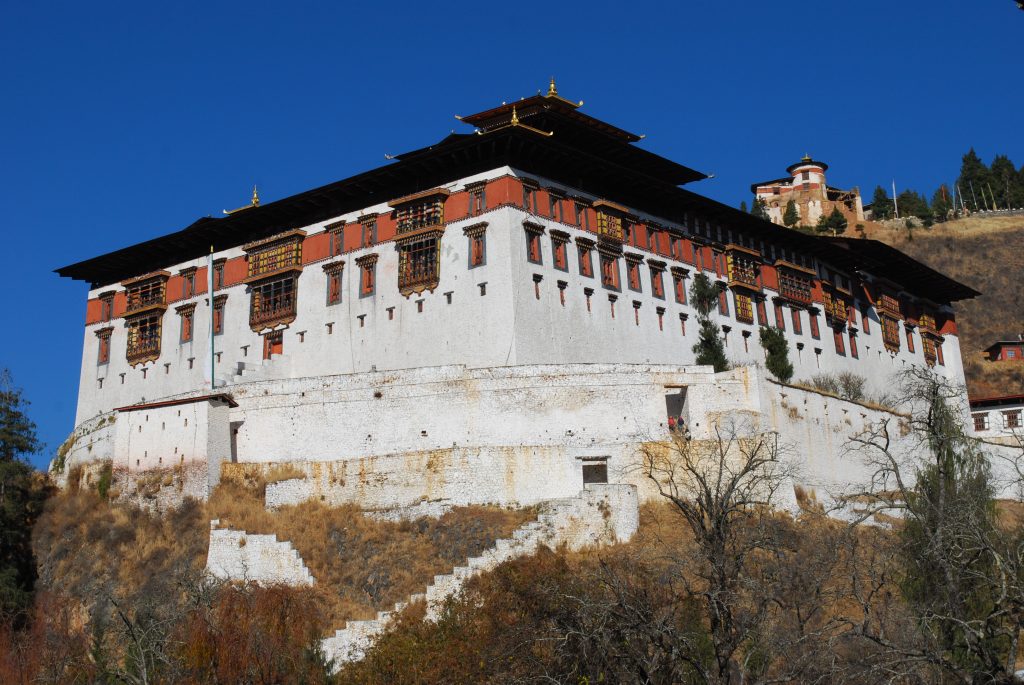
[650,262,666,300]
[327,223,345,257]
[213,260,225,290]
[973,413,989,431]
[777,269,813,304]
[878,293,901,318]
[625,255,643,292]
[250,277,296,330]
[396,198,444,234]
[735,292,754,324]
[99,292,114,322]
[597,212,624,242]
[1005,411,1022,430]
[213,295,227,335]
[881,316,901,351]
[126,314,162,365]
[468,183,487,217]
[922,334,937,366]
[672,270,688,304]
[398,235,441,296]
[125,277,167,315]
[180,268,197,298]
[360,216,377,247]
[726,251,759,289]
[247,239,302,280]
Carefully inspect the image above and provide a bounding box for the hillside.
[864,215,1024,398]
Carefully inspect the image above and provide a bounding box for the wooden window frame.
[577,239,595,278]
[213,294,228,335]
[600,253,621,291]
[625,254,643,293]
[356,254,378,298]
[95,327,113,365]
[467,182,487,218]
[125,314,162,365]
[833,325,846,356]
[774,302,786,331]
[735,292,754,324]
[551,231,570,272]
[397,234,442,297]
[323,261,344,306]
[176,303,196,344]
[973,413,989,432]
[464,223,487,269]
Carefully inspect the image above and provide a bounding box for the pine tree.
[870,186,892,220]
[827,207,848,234]
[759,326,793,383]
[990,155,1018,209]
[739,200,748,213]
[931,186,952,222]
[689,274,728,373]
[782,200,799,228]
[751,198,770,221]
[958,148,990,211]
[0,369,49,621]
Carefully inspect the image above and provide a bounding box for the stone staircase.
[214,357,280,388]
[205,519,315,586]
[321,483,638,667]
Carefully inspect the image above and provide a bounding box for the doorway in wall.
[263,330,283,360]
[664,386,688,434]
[229,421,243,462]
[581,457,609,486]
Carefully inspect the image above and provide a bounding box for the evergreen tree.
[739,200,747,213]
[782,199,799,228]
[0,369,49,622]
[690,274,728,373]
[751,198,770,221]
[758,326,793,383]
[870,186,892,220]
[931,186,952,222]
[989,154,1019,209]
[827,206,848,234]
[958,148,990,211]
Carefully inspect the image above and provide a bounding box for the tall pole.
[969,181,980,211]
[209,245,216,389]
[957,184,967,213]
[892,179,899,219]
[987,182,998,211]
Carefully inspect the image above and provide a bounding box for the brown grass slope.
[868,216,1024,398]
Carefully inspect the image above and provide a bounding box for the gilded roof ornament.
[548,76,557,97]
[222,185,262,215]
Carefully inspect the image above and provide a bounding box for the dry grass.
[869,215,1024,398]
[207,482,533,626]
[264,463,306,484]
[31,481,534,634]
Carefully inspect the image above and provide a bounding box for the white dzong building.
[55,83,978,508]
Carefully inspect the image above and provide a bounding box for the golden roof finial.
[511,105,519,125]
[251,185,260,207]
[547,76,557,97]
[802,153,812,162]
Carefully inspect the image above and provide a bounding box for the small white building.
[971,394,1024,444]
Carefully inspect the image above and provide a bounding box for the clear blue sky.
[2,1,1021,470]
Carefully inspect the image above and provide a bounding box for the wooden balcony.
[823,291,848,323]
[124,287,167,316]
[249,293,297,330]
[726,250,760,291]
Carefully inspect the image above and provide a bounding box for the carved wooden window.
[96,327,112,365]
[774,302,786,331]
[213,260,226,290]
[597,212,624,242]
[355,254,377,298]
[180,268,196,298]
[650,262,666,300]
[124,276,167,316]
[878,293,901,318]
[726,251,759,290]
[99,293,114,322]
[327,224,345,257]
[791,308,802,335]
[323,261,344,306]
[600,254,620,291]
[1005,411,1022,430]
[670,235,683,261]
[548,192,564,222]
[717,288,729,317]
[246,238,302,280]
[833,326,846,356]
[906,327,916,354]
[250,277,296,330]
[735,292,754,324]
[578,240,595,278]
[468,183,487,217]
[881,316,900,351]
[126,314,162,365]
[672,268,688,304]
[360,216,377,247]
[464,223,487,268]
[525,223,544,264]
[756,298,768,326]
[397,235,441,296]
[936,341,945,366]
[850,331,859,358]
[551,231,569,271]
[777,269,813,305]
[922,334,937,366]
[973,413,989,431]
[574,202,590,230]
[860,304,871,333]
[625,255,642,292]
[809,310,820,339]
[213,295,227,335]
[395,198,444,234]
[522,182,538,213]
[176,303,196,343]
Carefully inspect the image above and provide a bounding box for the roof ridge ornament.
[223,185,261,215]
[474,103,554,138]
[548,76,557,97]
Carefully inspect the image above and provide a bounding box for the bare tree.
[637,419,848,683]
[846,367,1024,683]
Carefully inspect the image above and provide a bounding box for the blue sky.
[2,1,1021,470]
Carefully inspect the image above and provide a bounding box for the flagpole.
[209,245,216,389]
[892,179,899,219]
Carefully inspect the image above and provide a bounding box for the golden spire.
[251,185,260,207]
[222,185,262,215]
[802,153,812,162]
[510,105,519,125]
[547,76,557,97]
